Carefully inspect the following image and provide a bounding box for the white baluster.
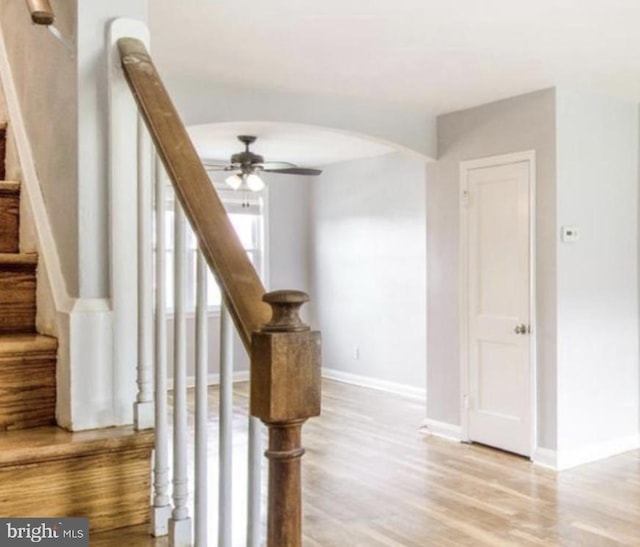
[195,251,209,546]
[151,157,171,536]
[219,299,234,547]
[169,202,192,546]
[135,116,154,430]
[246,416,263,547]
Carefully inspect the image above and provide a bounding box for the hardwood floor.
[94,380,640,546]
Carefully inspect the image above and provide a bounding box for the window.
[160,187,266,313]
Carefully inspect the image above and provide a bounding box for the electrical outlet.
[354,346,360,360]
[561,225,580,243]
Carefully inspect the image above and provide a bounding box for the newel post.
[251,290,321,547]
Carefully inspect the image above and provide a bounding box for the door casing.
[459,150,537,456]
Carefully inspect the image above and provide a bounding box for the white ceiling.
[150,0,640,164]
[150,0,640,114]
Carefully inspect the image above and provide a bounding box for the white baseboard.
[532,447,557,469]
[322,367,426,401]
[420,418,463,442]
[167,370,250,391]
[533,434,640,470]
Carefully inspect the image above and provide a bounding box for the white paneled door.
[461,154,533,457]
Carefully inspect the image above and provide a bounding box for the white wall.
[311,152,427,392]
[0,0,79,293]
[428,89,558,447]
[0,0,148,299]
[266,173,314,326]
[555,88,639,457]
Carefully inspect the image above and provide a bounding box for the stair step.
[0,181,20,193]
[0,425,154,532]
[0,252,37,333]
[0,334,56,430]
[0,182,19,253]
[0,252,37,265]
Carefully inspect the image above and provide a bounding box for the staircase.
[0,122,154,532]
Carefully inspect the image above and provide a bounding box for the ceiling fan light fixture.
[225,173,243,190]
[202,135,322,190]
[246,172,265,192]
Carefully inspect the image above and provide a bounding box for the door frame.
[459,150,537,456]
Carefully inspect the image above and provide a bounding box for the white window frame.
[160,184,269,317]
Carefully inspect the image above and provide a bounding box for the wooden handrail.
[117,37,271,350]
[25,0,54,25]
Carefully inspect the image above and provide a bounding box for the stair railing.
[108,19,321,547]
[25,0,54,25]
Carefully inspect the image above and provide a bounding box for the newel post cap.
[261,290,310,333]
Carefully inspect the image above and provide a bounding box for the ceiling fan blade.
[201,159,228,165]
[258,161,297,170]
[202,159,235,171]
[263,167,323,176]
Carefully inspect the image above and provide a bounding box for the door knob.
[514,324,527,335]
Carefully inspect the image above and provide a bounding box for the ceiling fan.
[202,135,322,192]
